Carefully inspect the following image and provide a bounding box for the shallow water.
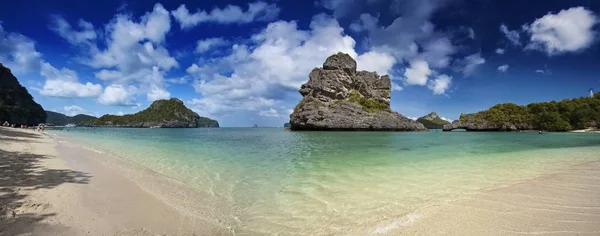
[52,128,600,234]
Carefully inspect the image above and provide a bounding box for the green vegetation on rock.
[347,90,388,112]
[0,64,46,125]
[90,98,219,128]
[45,111,96,126]
[462,94,600,131]
[417,112,450,129]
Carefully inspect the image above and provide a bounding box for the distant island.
[85,98,219,128]
[289,52,426,131]
[444,93,600,131]
[416,112,450,129]
[0,63,46,126]
[46,111,96,126]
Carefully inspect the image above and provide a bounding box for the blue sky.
[1,0,599,127]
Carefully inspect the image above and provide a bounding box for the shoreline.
[0,127,228,235]
[1,127,599,235]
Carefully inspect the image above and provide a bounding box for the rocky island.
[0,63,46,126]
[444,95,600,132]
[289,52,426,131]
[46,111,97,126]
[417,112,450,129]
[89,98,219,128]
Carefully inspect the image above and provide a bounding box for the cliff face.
[289,53,426,131]
[92,98,219,128]
[417,112,450,129]
[0,64,46,125]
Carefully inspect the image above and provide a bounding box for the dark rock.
[0,64,46,126]
[290,53,426,131]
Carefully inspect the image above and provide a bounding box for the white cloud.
[0,24,42,74]
[63,105,94,117]
[497,64,509,72]
[440,117,453,122]
[39,62,103,98]
[342,0,456,69]
[404,60,431,86]
[171,2,280,29]
[391,82,403,91]
[524,7,597,55]
[50,3,177,106]
[427,74,451,95]
[407,116,417,121]
[49,16,97,46]
[500,24,521,46]
[98,84,138,106]
[196,37,229,53]
[258,108,282,118]
[356,51,396,75]
[535,69,545,74]
[459,53,485,77]
[147,85,170,101]
[186,14,360,116]
[495,48,505,54]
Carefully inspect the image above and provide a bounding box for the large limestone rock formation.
[289,53,426,131]
[0,64,46,125]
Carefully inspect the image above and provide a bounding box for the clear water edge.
[49,128,600,235]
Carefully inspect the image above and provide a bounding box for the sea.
[51,128,600,234]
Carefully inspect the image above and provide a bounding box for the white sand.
[0,127,226,235]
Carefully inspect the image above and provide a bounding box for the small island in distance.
[416,112,450,129]
[81,98,219,128]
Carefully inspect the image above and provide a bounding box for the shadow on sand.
[0,131,90,235]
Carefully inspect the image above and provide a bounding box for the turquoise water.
[52,128,600,234]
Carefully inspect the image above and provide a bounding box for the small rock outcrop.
[0,64,46,126]
[416,112,450,129]
[289,52,426,131]
[92,98,219,128]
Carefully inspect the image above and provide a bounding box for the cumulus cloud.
[97,84,138,106]
[524,7,597,55]
[404,60,431,86]
[356,51,396,75]
[342,0,456,69]
[186,14,361,116]
[195,37,229,53]
[500,24,521,46]
[39,62,102,98]
[48,3,178,106]
[458,53,485,77]
[427,74,451,95]
[0,24,42,74]
[171,2,280,29]
[495,48,505,54]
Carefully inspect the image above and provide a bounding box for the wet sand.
[1,127,599,235]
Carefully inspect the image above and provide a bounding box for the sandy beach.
[1,127,600,235]
[0,127,225,235]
